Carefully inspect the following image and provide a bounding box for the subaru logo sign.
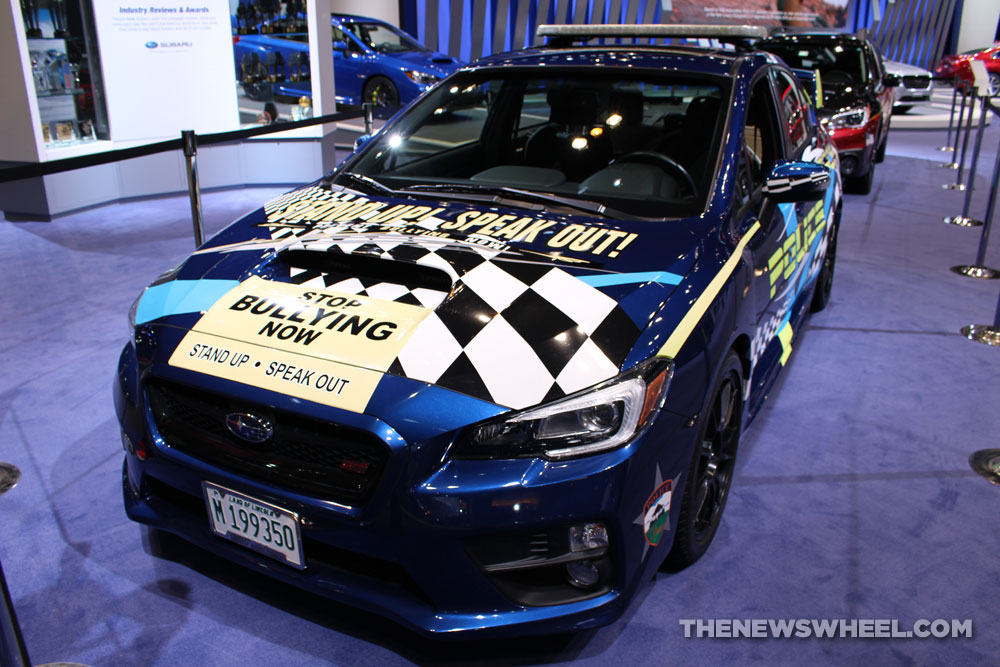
[145,41,158,49]
[225,412,273,443]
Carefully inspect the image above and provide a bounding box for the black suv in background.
[758,32,898,194]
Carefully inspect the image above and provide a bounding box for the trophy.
[265,51,285,82]
[22,0,42,37]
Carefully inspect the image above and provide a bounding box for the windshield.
[341,21,426,53]
[342,70,729,219]
[763,41,867,88]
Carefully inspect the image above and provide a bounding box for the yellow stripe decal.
[657,221,761,359]
[778,322,794,365]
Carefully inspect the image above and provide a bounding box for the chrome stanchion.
[182,130,205,248]
[943,86,977,188]
[951,114,1000,280]
[363,103,374,137]
[945,94,989,227]
[940,83,960,152]
[0,462,30,667]
[960,282,1000,346]
[942,82,968,169]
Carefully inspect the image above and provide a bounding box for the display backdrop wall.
[399,0,960,70]
[93,0,239,141]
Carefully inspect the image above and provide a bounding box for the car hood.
[135,185,700,413]
[382,50,463,78]
[818,80,866,112]
[883,60,930,77]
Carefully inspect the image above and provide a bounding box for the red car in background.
[934,43,1000,96]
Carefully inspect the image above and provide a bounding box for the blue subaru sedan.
[117,24,841,636]
[234,13,462,107]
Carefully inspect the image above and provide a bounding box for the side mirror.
[763,160,830,203]
[333,40,349,52]
[884,73,901,87]
[354,134,373,151]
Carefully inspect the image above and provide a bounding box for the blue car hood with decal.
[135,185,699,414]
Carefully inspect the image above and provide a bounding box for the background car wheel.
[846,163,874,195]
[363,76,400,108]
[810,215,839,312]
[241,81,272,101]
[664,351,743,569]
[989,72,1000,97]
[895,104,913,114]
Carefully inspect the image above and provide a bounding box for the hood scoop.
[274,247,455,309]
[431,57,455,64]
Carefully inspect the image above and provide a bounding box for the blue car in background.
[234,13,462,107]
[118,24,842,637]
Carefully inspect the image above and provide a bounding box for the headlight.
[828,106,869,129]
[453,358,673,460]
[404,70,439,85]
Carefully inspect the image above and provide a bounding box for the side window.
[773,71,808,151]
[739,76,783,200]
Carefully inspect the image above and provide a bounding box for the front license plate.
[202,482,305,569]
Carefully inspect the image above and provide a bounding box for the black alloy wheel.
[846,161,874,195]
[665,351,743,569]
[810,216,838,312]
[363,76,400,108]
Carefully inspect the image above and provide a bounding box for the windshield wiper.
[400,183,626,219]
[327,172,404,198]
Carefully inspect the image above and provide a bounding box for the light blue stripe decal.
[779,202,798,236]
[579,271,683,287]
[135,279,241,325]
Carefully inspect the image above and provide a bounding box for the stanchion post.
[941,82,960,151]
[945,94,990,226]
[948,83,968,167]
[182,130,205,248]
[951,113,1000,280]
[363,103,374,137]
[952,87,978,188]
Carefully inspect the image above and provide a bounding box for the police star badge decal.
[633,465,681,561]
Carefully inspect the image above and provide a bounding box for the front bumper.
[115,340,693,636]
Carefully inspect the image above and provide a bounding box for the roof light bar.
[536,23,769,43]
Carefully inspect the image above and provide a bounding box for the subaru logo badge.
[225,412,273,443]
[145,41,158,49]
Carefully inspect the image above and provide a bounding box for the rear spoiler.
[536,24,769,51]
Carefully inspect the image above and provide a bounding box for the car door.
[734,70,793,411]
[866,42,893,146]
[332,24,365,102]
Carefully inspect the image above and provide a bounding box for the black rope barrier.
[0,107,377,185]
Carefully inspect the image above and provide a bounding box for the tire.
[241,81,272,101]
[846,162,874,195]
[664,351,743,569]
[874,135,887,163]
[810,215,839,312]
[895,104,913,114]
[362,76,400,108]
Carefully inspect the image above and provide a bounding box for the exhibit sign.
[93,1,239,141]
[661,0,849,28]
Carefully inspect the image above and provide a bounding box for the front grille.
[902,75,931,89]
[147,379,389,504]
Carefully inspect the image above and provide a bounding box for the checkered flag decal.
[394,259,640,409]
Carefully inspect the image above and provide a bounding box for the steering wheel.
[608,151,697,198]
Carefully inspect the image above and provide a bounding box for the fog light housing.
[569,522,608,552]
[566,559,601,589]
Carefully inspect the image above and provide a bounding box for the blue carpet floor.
[1,123,999,665]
